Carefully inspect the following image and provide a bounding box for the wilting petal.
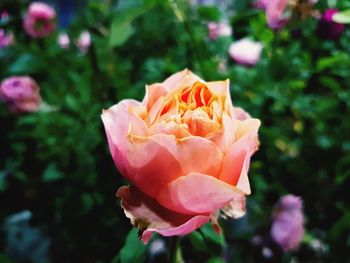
[150,134,223,178]
[117,186,209,244]
[125,135,183,199]
[101,100,141,177]
[219,120,260,193]
[157,173,245,215]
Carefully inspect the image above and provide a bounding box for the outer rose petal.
[117,186,209,244]
[150,134,223,178]
[219,118,261,194]
[101,100,141,177]
[157,173,246,215]
[233,106,251,121]
[125,135,183,199]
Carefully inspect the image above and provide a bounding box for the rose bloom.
[0,76,42,113]
[23,2,56,38]
[76,31,91,53]
[58,33,70,49]
[208,21,232,40]
[229,39,263,66]
[317,9,345,39]
[271,195,304,252]
[102,69,260,243]
[0,29,14,48]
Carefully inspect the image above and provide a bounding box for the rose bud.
[229,39,263,66]
[0,76,42,113]
[23,2,56,38]
[208,21,232,40]
[317,9,345,39]
[102,69,260,243]
[58,33,70,49]
[76,31,91,54]
[0,29,14,48]
[271,195,304,252]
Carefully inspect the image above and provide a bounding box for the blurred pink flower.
[254,0,269,9]
[208,21,232,40]
[229,39,263,66]
[76,31,91,53]
[0,76,42,113]
[0,29,14,48]
[23,2,56,38]
[317,9,345,39]
[58,33,70,49]
[266,0,289,29]
[271,195,304,252]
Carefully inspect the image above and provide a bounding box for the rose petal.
[142,84,168,111]
[157,172,245,214]
[101,99,141,177]
[149,134,223,178]
[162,69,201,92]
[219,119,260,194]
[125,135,183,198]
[117,186,209,244]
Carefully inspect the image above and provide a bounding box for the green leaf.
[109,2,157,47]
[110,21,135,47]
[206,257,226,263]
[119,228,147,263]
[42,163,63,182]
[332,9,350,24]
[8,53,44,74]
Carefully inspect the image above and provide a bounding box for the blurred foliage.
[0,0,350,262]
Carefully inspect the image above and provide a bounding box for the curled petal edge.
[117,186,210,244]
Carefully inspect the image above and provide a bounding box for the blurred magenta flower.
[271,195,304,252]
[1,11,9,22]
[317,9,345,39]
[76,31,91,53]
[58,33,70,49]
[208,21,232,40]
[0,76,42,113]
[0,29,14,48]
[229,39,263,66]
[23,2,56,38]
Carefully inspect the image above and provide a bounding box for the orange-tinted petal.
[157,173,245,215]
[101,99,141,178]
[219,120,260,194]
[150,134,223,178]
[125,135,183,199]
[117,186,209,244]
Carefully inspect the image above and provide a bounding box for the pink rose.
[229,39,263,66]
[23,2,56,38]
[265,0,289,29]
[58,33,70,49]
[208,21,232,40]
[317,9,345,39]
[271,195,304,252]
[76,31,91,53]
[254,0,269,9]
[0,29,14,48]
[0,76,42,113]
[102,69,260,243]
